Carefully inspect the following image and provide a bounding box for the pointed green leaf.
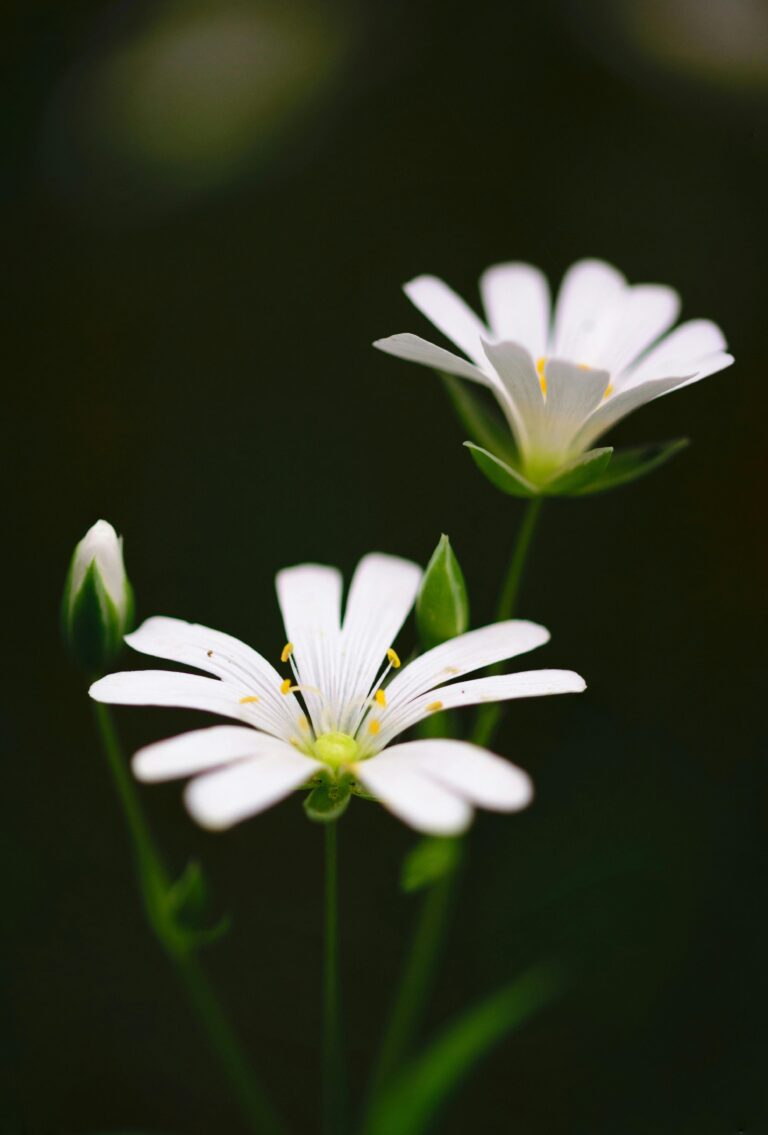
[441,374,516,463]
[416,535,469,651]
[464,443,538,498]
[364,965,562,1135]
[542,447,613,496]
[401,837,462,894]
[304,777,352,823]
[574,438,689,494]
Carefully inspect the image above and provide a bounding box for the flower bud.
[416,534,469,651]
[61,520,134,673]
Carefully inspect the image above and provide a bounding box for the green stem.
[323,822,344,1135]
[91,700,286,1135]
[366,870,455,1104]
[365,499,544,1116]
[472,497,543,747]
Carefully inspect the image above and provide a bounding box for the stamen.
[536,356,547,396]
[368,720,381,736]
[280,678,293,695]
[239,695,260,704]
[387,648,401,669]
[299,714,310,732]
[604,383,614,398]
[374,689,387,708]
[427,700,443,713]
[281,642,294,663]
[577,363,591,371]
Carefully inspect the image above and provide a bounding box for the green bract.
[61,519,134,674]
[465,437,689,498]
[416,535,469,651]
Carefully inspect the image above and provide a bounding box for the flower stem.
[366,869,455,1104]
[91,699,286,1135]
[323,821,344,1135]
[472,497,543,747]
[365,498,544,1116]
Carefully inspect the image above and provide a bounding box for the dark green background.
[5,1,767,1132]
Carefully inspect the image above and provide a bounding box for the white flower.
[68,520,131,621]
[374,258,734,482]
[89,553,585,835]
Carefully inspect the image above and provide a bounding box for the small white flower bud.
[62,520,134,673]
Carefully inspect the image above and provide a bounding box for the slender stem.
[91,700,286,1135]
[366,871,455,1103]
[365,498,544,1117]
[323,822,344,1135]
[472,498,543,747]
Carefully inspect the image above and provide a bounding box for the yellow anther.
[299,714,310,732]
[604,383,614,398]
[368,719,381,736]
[375,689,387,708]
[280,678,293,695]
[281,642,294,663]
[536,356,547,395]
[443,666,460,675]
[289,737,302,749]
[239,695,259,704]
[387,648,401,669]
[427,700,444,713]
[577,362,591,371]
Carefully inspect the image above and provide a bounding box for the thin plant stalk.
[323,821,344,1135]
[91,699,287,1135]
[366,498,543,1106]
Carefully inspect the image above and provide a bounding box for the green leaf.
[401,837,462,894]
[364,965,562,1135]
[304,777,352,823]
[416,535,469,652]
[464,443,538,498]
[573,438,689,494]
[441,374,516,463]
[542,447,613,496]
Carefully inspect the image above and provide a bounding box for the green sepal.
[61,560,123,673]
[164,859,231,949]
[441,373,517,463]
[464,442,538,498]
[416,534,469,652]
[304,775,352,823]
[401,836,462,894]
[541,447,613,495]
[572,438,689,494]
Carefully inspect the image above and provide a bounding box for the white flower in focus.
[374,258,733,484]
[89,554,585,835]
[62,519,134,671]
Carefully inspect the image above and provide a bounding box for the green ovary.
[313,731,359,769]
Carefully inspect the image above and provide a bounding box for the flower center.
[313,731,359,768]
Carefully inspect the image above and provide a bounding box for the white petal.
[593,285,680,376]
[133,725,264,782]
[184,742,318,830]
[276,564,342,731]
[481,340,544,456]
[571,351,733,453]
[623,319,729,385]
[404,275,489,365]
[383,620,550,710]
[374,669,586,746]
[540,359,611,458]
[355,755,472,835]
[379,740,533,811]
[124,617,300,738]
[337,553,422,729]
[71,520,127,616]
[373,333,491,384]
[552,259,627,361]
[479,262,551,359]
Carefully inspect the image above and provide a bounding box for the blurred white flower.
[375,258,733,484]
[90,553,584,835]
